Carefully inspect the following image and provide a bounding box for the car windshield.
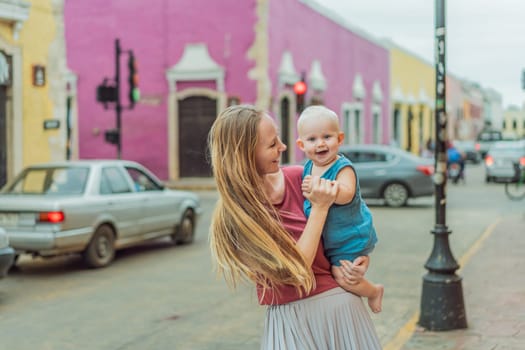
[453,141,474,149]
[478,131,502,142]
[5,167,89,195]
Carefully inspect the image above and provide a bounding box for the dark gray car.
[339,144,434,207]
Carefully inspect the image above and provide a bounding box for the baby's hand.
[301,175,313,193]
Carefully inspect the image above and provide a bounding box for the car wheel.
[383,183,409,207]
[171,209,195,245]
[7,254,19,271]
[83,224,115,268]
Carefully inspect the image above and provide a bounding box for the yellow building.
[503,106,525,139]
[0,0,70,188]
[386,41,435,155]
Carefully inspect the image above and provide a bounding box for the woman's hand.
[296,176,338,265]
[338,256,370,285]
[302,176,338,211]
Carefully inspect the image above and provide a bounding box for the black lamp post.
[418,0,467,331]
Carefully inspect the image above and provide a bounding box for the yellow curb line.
[383,217,502,350]
[457,218,501,273]
[383,312,419,350]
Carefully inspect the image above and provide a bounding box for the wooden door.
[280,97,290,164]
[178,96,216,177]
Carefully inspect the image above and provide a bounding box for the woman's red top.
[257,166,339,305]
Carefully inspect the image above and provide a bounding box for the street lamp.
[418,0,467,331]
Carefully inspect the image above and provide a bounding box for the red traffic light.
[293,80,307,95]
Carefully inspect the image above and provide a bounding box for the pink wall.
[65,0,390,179]
[65,0,258,179]
[269,0,390,142]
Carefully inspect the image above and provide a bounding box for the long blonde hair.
[208,105,314,295]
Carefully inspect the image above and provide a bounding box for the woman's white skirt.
[261,287,382,350]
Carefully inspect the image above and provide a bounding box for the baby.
[297,105,384,313]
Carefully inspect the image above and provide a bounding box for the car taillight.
[417,165,434,176]
[475,143,480,151]
[520,157,525,167]
[485,155,494,166]
[39,211,65,223]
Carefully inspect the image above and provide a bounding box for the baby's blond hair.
[297,105,340,135]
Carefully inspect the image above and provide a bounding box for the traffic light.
[294,76,307,113]
[128,52,140,107]
[104,128,120,145]
[96,84,117,104]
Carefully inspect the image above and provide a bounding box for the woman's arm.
[295,176,338,265]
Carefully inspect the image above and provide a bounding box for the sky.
[317,0,525,109]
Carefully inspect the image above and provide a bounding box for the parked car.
[452,140,482,164]
[0,160,202,268]
[484,140,525,183]
[476,130,503,159]
[0,228,15,278]
[339,144,434,207]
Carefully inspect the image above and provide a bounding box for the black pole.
[65,82,72,160]
[115,39,122,159]
[418,0,467,331]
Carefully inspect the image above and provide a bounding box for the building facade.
[502,105,525,139]
[0,0,70,188]
[387,41,434,155]
[64,0,390,180]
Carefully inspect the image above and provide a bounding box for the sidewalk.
[399,213,525,350]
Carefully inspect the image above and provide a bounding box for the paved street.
[0,163,523,349]
[399,212,524,350]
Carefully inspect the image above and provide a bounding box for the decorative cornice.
[0,0,31,40]
[166,43,225,92]
[353,74,366,100]
[418,87,429,106]
[392,85,405,104]
[278,50,299,87]
[372,81,383,103]
[309,59,326,92]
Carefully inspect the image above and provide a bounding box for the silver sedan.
[485,140,525,183]
[0,160,202,268]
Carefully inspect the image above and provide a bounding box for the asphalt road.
[0,163,520,350]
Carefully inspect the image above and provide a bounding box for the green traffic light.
[132,88,140,102]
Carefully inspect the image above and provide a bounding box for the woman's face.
[255,114,287,175]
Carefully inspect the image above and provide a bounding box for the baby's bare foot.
[368,284,384,313]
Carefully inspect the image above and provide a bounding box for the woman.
[208,105,381,349]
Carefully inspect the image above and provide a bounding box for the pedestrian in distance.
[421,138,435,158]
[296,105,384,313]
[446,140,466,184]
[208,104,381,350]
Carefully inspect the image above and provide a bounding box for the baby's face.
[298,116,343,167]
